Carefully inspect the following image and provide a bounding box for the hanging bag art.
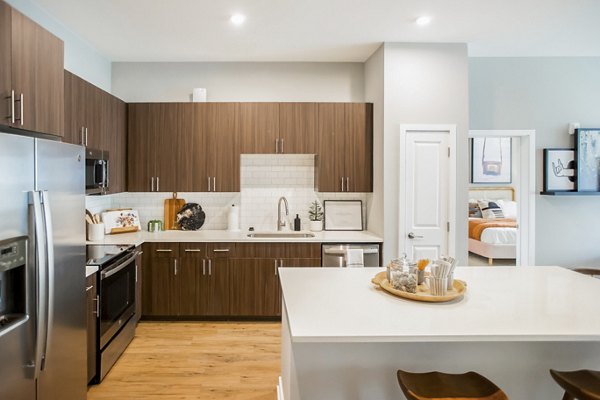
[481,138,502,176]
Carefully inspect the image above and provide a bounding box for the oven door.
[99,251,137,349]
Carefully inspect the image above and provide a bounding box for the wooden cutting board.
[164,192,185,230]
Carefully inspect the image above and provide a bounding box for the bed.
[468,187,517,265]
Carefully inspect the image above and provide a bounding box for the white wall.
[6,0,112,91]
[470,57,600,267]
[382,43,470,264]
[111,62,364,102]
[364,45,385,238]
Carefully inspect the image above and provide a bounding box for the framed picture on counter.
[576,128,600,191]
[324,200,363,231]
[543,148,576,192]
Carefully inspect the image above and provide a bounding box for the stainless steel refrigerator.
[0,131,86,400]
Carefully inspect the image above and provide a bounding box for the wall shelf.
[540,191,600,196]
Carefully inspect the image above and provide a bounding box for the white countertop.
[85,265,98,278]
[87,229,383,247]
[279,266,600,343]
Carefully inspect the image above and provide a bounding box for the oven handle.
[101,251,139,280]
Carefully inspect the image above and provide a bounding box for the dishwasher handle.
[323,248,379,256]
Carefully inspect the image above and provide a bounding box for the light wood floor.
[87,321,281,400]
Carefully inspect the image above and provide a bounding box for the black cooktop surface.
[86,244,134,267]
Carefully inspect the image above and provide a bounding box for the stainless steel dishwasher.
[321,244,381,267]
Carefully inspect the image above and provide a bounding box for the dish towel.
[344,249,364,268]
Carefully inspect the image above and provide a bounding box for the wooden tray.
[164,192,185,230]
[371,271,466,302]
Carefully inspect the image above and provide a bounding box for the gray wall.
[112,62,364,102]
[470,57,600,266]
[6,0,112,91]
[382,43,470,264]
[364,45,385,238]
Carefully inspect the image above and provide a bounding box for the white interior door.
[403,131,450,260]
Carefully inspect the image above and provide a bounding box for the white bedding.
[479,227,517,245]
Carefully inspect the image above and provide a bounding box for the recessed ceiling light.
[415,16,432,26]
[230,13,246,26]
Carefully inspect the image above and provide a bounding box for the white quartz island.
[279,266,600,399]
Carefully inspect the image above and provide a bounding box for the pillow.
[477,200,505,219]
[497,199,517,219]
[468,201,482,218]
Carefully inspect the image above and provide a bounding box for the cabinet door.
[134,247,143,323]
[280,258,322,268]
[191,103,210,191]
[238,102,279,154]
[32,13,63,136]
[128,103,155,192]
[153,103,179,193]
[316,103,345,192]
[85,274,97,383]
[0,2,10,121]
[10,8,36,133]
[206,103,240,192]
[205,256,230,315]
[177,103,195,191]
[178,257,205,316]
[144,257,177,316]
[345,103,373,192]
[107,97,127,193]
[85,84,103,149]
[280,103,317,154]
[229,258,280,317]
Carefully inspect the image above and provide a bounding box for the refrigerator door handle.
[41,191,54,372]
[30,191,47,379]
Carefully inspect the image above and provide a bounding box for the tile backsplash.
[85,154,369,231]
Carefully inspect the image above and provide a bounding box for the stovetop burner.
[86,244,134,267]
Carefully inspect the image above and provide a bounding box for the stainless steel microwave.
[85,148,109,195]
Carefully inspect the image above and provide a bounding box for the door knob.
[408,232,423,239]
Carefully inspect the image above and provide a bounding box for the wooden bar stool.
[397,370,508,400]
[550,369,600,400]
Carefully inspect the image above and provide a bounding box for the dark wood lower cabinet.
[141,242,321,319]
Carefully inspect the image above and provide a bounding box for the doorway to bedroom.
[468,130,536,266]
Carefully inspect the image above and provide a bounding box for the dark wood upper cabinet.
[316,103,346,192]
[2,3,64,136]
[205,103,240,192]
[345,103,373,192]
[105,96,127,194]
[127,103,153,192]
[238,102,280,154]
[279,103,317,154]
[316,103,373,192]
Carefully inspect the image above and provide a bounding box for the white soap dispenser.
[227,204,240,232]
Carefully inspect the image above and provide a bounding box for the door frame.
[399,124,457,258]
[469,129,536,266]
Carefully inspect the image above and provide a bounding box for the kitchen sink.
[246,232,316,239]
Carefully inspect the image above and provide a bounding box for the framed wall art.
[576,128,600,192]
[471,137,512,184]
[543,148,576,192]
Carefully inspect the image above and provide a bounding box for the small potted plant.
[308,200,324,232]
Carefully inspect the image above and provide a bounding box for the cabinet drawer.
[146,242,179,258]
[206,243,235,258]
[235,242,321,259]
[179,243,207,258]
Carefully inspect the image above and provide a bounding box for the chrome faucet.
[277,196,289,231]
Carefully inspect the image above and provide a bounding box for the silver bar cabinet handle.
[95,295,99,316]
[6,90,15,123]
[274,259,278,276]
[280,138,284,154]
[19,93,23,126]
[346,177,350,192]
[341,177,344,192]
[213,249,229,253]
[174,259,178,275]
[208,259,212,276]
[155,249,172,252]
[184,249,202,252]
[156,176,160,192]
[212,177,216,192]
[151,177,155,192]
[202,259,206,276]
[275,139,279,153]
[207,176,211,192]
[85,127,88,146]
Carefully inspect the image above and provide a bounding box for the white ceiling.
[32,0,600,62]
